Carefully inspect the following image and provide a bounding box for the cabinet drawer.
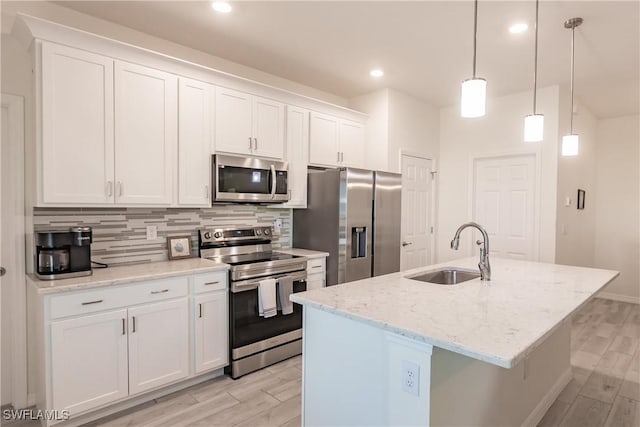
[192,271,228,293]
[307,258,326,272]
[50,277,188,319]
[307,275,325,291]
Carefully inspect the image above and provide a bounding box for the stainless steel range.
[199,226,307,379]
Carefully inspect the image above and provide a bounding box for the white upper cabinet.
[283,106,310,208]
[178,78,212,206]
[309,112,340,167]
[338,119,365,168]
[215,88,285,159]
[40,42,115,204]
[114,61,177,205]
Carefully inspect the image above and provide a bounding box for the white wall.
[437,86,560,263]
[0,1,347,107]
[594,115,640,302]
[349,89,390,171]
[555,101,599,267]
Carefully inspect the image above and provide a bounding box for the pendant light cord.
[533,0,539,113]
[570,23,575,134]
[472,0,478,78]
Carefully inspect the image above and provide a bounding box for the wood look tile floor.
[4,298,639,427]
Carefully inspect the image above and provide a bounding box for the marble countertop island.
[29,258,229,294]
[291,257,618,368]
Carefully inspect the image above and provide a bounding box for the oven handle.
[231,270,307,293]
[270,165,276,200]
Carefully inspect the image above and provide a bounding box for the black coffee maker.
[35,227,93,280]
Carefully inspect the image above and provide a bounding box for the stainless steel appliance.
[212,154,289,203]
[199,226,307,379]
[35,227,93,280]
[293,168,401,285]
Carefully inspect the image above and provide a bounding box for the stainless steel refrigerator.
[293,168,401,286]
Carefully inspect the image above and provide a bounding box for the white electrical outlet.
[402,360,420,396]
[146,225,157,241]
[273,218,283,235]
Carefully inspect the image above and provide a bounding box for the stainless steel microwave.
[212,154,289,203]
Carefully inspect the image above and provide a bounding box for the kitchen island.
[290,257,618,426]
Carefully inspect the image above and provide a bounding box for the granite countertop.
[290,257,618,369]
[276,248,330,259]
[29,258,229,294]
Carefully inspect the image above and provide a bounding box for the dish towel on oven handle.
[258,278,277,318]
[278,276,294,315]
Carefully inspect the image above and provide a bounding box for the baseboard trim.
[522,368,572,427]
[597,292,640,305]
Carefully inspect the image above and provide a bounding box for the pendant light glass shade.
[524,114,544,142]
[461,78,487,118]
[461,0,486,118]
[562,134,579,156]
[524,0,544,142]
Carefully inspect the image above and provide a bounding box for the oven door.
[213,154,289,203]
[229,274,306,355]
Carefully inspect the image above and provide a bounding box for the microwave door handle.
[270,165,276,199]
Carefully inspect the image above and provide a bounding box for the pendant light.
[461,0,486,118]
[562,17,583,156]
[524,0,544,142]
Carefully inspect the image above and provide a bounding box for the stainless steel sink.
[406,268,481,285]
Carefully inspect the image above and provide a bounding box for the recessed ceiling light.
[370,69,384,78]
[211,1,232,13]
[509,22,529,34]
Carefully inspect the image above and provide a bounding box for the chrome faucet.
[450,222,491,281]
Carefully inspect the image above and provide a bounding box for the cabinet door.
[252,96,285,159]
[309,112,339,167]
[339,120,365,168]
[114,61,177,205]
[178,78,212,206]
[128,298,189,395]
[283,106,309,208]
[40,42,115,204]
[194,291,229,373]
[51,309,128,414]
[214,87,252,155]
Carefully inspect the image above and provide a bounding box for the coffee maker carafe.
[35,227,93,280]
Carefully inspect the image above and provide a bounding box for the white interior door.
[1,94,27,409]
[401,154,433,270]
[473,155,536,260]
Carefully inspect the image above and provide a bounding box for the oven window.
[230,281,305,350]
[218,166,270,194]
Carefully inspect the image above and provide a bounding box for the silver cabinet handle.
[248,137,252,150]
[132,316,136,333]
[198,303,203,318]
[107,181,113,197]
[337,151,340,162]
[402,241,413,247]
[311,265,322,269]
[0,267,5,277]
[81,299,103,305]
[204,281,220,286]
[150,289,169,294]
[341,152,344,163]
[122,318,126,335]
[254,137,258,150]
[116,181,123,197]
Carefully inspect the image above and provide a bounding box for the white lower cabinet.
[128,298,189,395]
[306,257,327,291]
[51,309,129,414]
[194,291,228,373]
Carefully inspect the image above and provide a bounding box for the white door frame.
[1,93,28,409]
[399,150,437,266]
[467,149,541,261]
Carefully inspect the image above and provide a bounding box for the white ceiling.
[53,1,639,118]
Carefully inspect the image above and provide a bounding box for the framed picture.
[167,236,192,260]
[577,189,586,210]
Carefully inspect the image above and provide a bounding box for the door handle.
[0,267,5,277]
[402,241,413,247]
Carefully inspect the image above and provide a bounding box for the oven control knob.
[263,228,271,235]
[255,229,262,236]
[204,232,212,239]
[214,232,222,239]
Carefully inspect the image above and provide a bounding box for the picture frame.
[167,235,192,260]
[577,189,586,210]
